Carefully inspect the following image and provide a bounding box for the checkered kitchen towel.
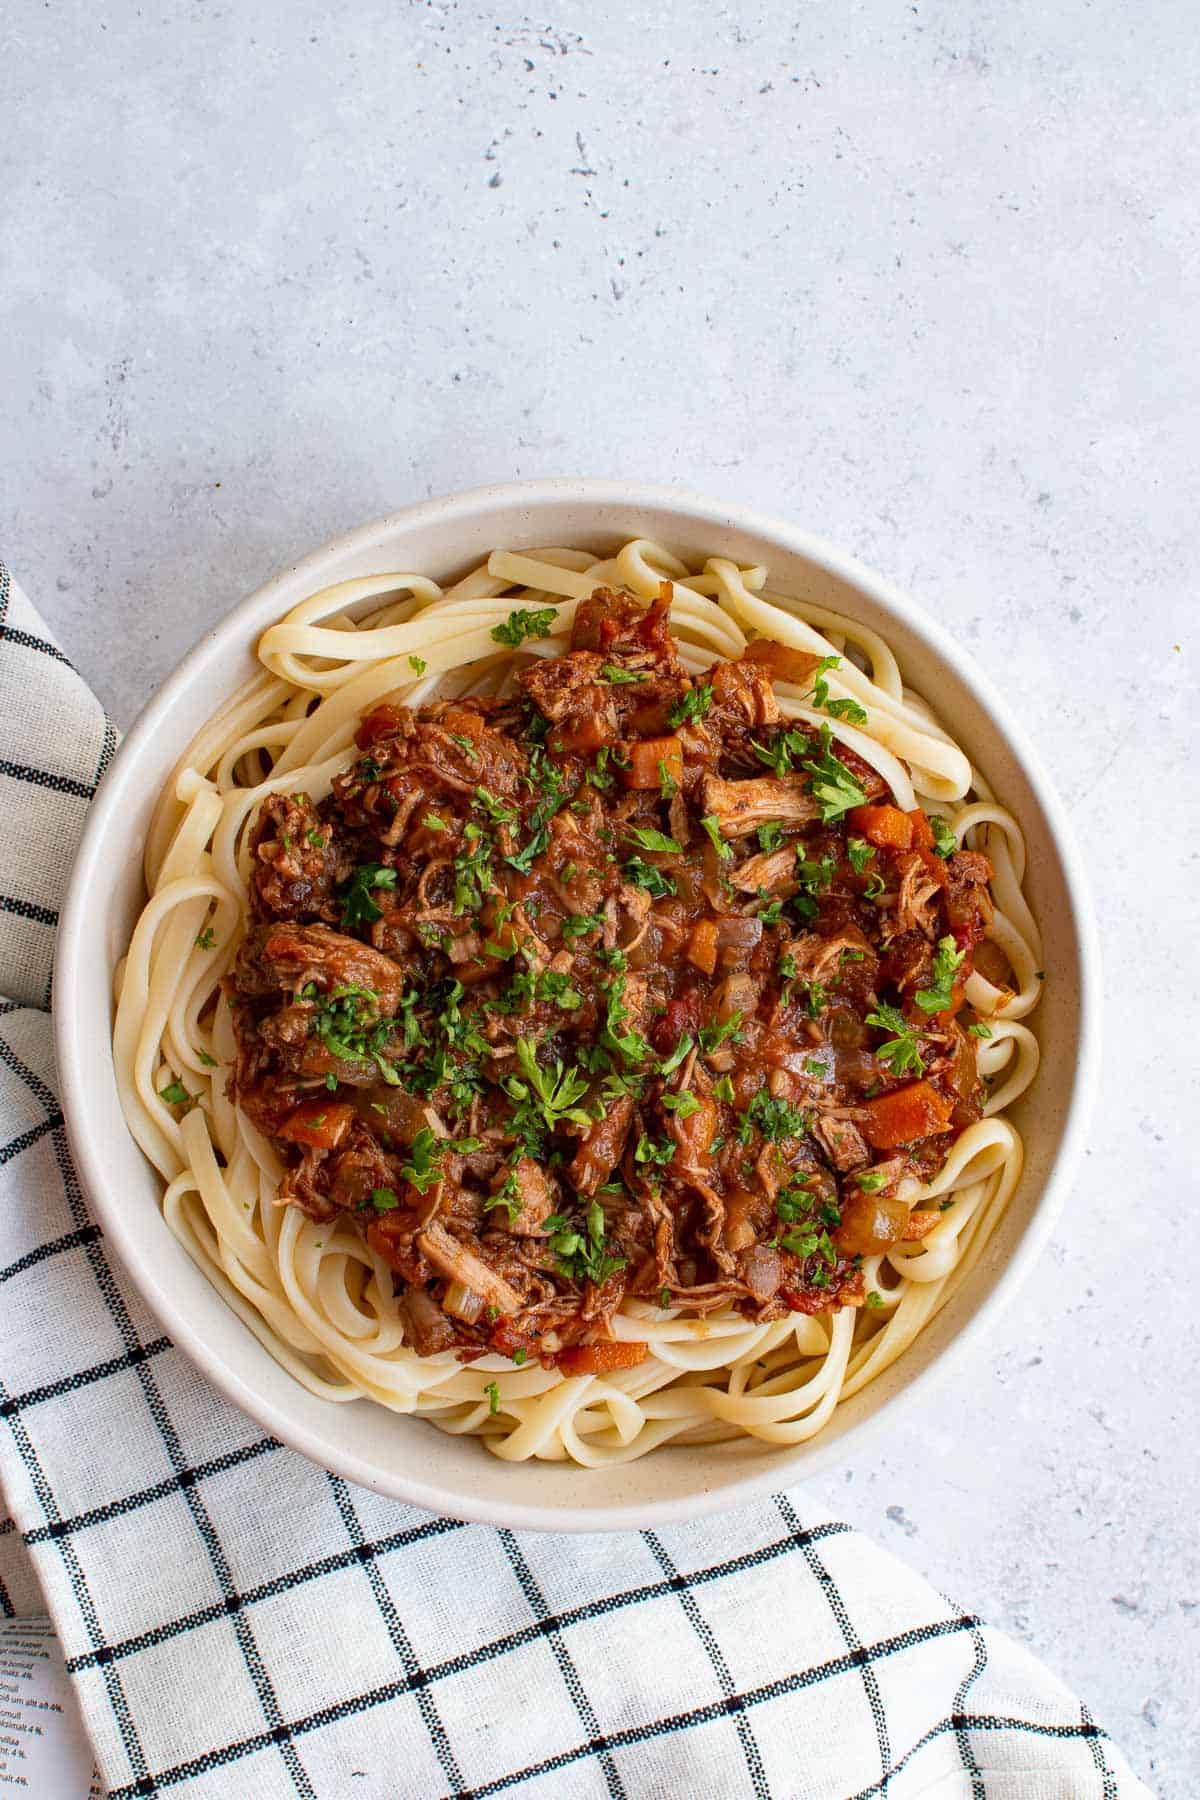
[0,559,1152,1799]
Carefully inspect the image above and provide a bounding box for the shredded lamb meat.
[227,583,993,1366]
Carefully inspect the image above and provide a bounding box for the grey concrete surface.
[2,1,1197,1793]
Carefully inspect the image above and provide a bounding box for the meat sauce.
[228,587,993,1367]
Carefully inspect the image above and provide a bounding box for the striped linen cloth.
[0,557,1152,1800]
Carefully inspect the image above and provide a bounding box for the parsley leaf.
[756,821,784,853]
[930,815,957,858]
[699,814,733,861]
[408,654,427,675]
[865,1002,926,1076]
[338,862,398,929]
[801,725,867,823]
[846,837,875,874]
[699,1012,745,1053]
[915,936,967,1014]
[625,857,677,898]
[625,825,682,855]
[601,664,648,684]
[490,607,557,647]
[667,684,713,727]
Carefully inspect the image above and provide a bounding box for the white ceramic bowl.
[54,480,1100,1531]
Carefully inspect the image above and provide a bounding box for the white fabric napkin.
[0,558,1152,1799]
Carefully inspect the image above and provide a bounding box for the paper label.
[0,1616,100,1797]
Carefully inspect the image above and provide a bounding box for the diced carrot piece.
[684,917,720,975]
[743,639,823,685]
[848,804,913,851]
[277,1099,355,1150]
[549,713,615,756]
[907,810,935,851]
[556,1340,648,1375]
[622,735,684,790]
[859,1081,954,1150]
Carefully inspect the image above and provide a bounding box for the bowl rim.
[53,477,1102,1531]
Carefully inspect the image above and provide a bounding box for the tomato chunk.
[556,1340,648,1375]
[356,704,406,749]
[622,734,684,790]
[859,1081,954,1150]
[848,804,913,851]
[277,1099,355,1150]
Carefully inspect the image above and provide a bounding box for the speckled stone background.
[2,0,1197,1792]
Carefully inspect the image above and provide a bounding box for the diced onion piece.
[443,1281,484,1324]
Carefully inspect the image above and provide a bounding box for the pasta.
[113,538,1041,1465]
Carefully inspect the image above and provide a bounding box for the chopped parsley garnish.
[810,655,869,725]
[308,984,400,1084]
[915,936,967,1014]
[626,825,682,855]
[408,654,427,675]
[699,814,733,861]
[750,729,808,777]
[448,732,480,760]
[865,1002,926,1077]
[490,606,557,647]
[736,1091,809,1144]
[505,1041,592,1134]
[484,1380,501,1415]
[562,911,604,939]
[756,821,784,853]
[795,853,835,893]
[338,861,398,928]
[712,1074,735,1103]
[586,747,614,790]
[854,1168,890,1192]
[658,1034,694,1076]
[658,758,679,800]
[698,1012,745,1053]
[847,837,875,874]
[473,786,518,824]
[662,1090,701,1119]
[801,725,867,823]
[968,1021,993,1039]
[158,1080,194,1109]
[198,1051,217,1068]
[195,927,216,950]
[625,857,677,898]
[635,1133,676,1167]
[866,1290,884,1310]
[370,1187,399,1212]
[398,1129,441,1193]
[487,1168,522,1224]
[930,815,957,858]
[546,1198,627,1286]
[667,683,713,727]
[601,663,648,684]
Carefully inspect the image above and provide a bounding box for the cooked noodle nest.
[115,539,1042,1464]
